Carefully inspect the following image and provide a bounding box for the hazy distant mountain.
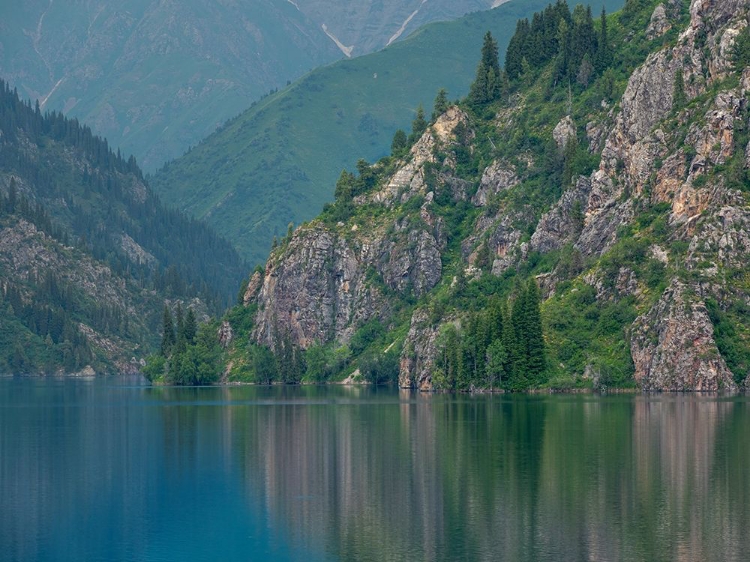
[0,0,501,171]
[151,0,624,265]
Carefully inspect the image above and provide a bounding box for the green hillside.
[0,81,247,373]
[151,0,626,265]
[173,0,750,392]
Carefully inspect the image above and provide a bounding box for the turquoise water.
[1,378,749,561]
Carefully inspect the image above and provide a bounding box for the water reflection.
[1,380,748,561]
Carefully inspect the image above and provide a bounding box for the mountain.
[0,81,247,374]
[211,0,750,392]
[151,0,626,265]
[0,0,501,172]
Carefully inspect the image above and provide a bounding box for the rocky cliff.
[236,0,750,391]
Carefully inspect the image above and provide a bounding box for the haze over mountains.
[152,0,624,264]
[0,0,504,171]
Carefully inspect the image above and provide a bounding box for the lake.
[1,377,748,561]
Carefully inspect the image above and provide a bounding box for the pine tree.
[390,129,408,156]
[160,305,176,356]
[183,308,197,344]
[524,279,546,383]
[469,31,503,106]
[432,88,449,120]
[410,104,428,142]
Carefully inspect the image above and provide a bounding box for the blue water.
[2,377,749,561]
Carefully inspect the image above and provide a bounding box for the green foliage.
[433,280,546,391]
[468,32,504,107]
[390,130,409,157]
[0,80,246,309]
[706,299,750,385]
[359,345,401,385]
[432,88,450,120]
[731,26,750,69]
[409,104,428,143]
[150,0,624,264]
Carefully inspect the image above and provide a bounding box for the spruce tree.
[432,88,449,120]
[391,130,408,156]
[160,305,176,356]
[410,104,428,142]
[183,308,197,344]
[524,280,546,383]
[469,31,502,106]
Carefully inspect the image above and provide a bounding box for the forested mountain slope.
[206,0,750,392]
[0,82,246,374]
[0,0,504,171]
[151,0,625,265]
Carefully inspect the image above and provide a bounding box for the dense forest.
[0,80,247,373]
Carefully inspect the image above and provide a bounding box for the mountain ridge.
[209,0,750,392]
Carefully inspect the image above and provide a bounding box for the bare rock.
[647,4,671,39]
[586,120,608,153]
[399,309,440,390]
[553,116,576,150]
[373,106,469,205]
[218,321,234,348]
[530,176,590,253]
[243,271,262,305]
[472,161,518,207]
[630,279,738,391]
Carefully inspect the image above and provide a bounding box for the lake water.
[1,378,748,561]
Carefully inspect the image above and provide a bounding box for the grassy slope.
[152,0,626,265]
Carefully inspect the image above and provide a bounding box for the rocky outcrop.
[530,176,590,253]
[399,309,441,390]
[253,226,384,348]
[553,116,576,150]
[218,321,234,348]
[646,4,671,40]
[472,161,518,207]
[370,106,470,205]
[243,271,263,305]
[631,280,738,391]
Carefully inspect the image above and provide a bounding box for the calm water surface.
[1,377,749,561]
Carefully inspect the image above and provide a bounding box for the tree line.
[0,79,247,309]
[434,280,546,391]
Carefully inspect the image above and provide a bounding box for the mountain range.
[0,0,503,171]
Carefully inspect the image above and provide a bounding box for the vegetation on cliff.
[0,82,246,373]
[168,0,750,391]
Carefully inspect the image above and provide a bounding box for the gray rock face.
[253,227,381,348]
[472,161,518,207]
[531,177,590,253]
[253,215,444,349]
[690,0,749,32]
[553,116,576,150]
[399,309,441,390]
[218,321,234,349]
[647,4,671,40]
[631,280,738,391]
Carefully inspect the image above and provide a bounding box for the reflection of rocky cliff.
[229,391,750,561]
[3,383,749,560]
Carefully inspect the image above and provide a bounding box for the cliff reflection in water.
[1,381,749,561]
[223,389,750,561]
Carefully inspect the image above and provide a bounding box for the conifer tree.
[160,305,176,356]
[469,31,503,106]
[390,130,408,156]
[432,88,449,120]
[183,308,197,344]
[596,7,611,72]
[410,104,428,142]
[524,280,546,382]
